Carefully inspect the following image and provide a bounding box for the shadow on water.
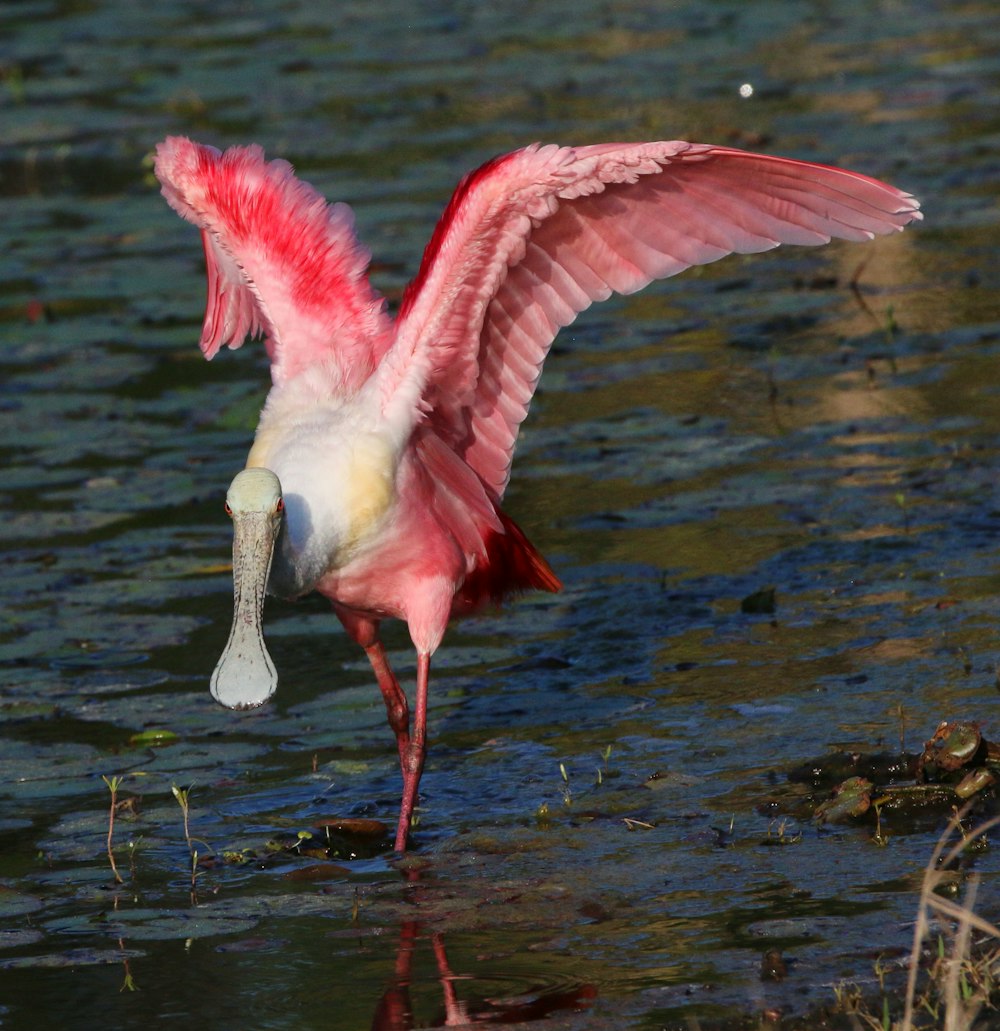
[1,0,999,1028]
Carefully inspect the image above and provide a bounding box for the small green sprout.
[558,763,571,806]
[101,775,126,885]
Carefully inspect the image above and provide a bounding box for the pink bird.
[154,135,920,852]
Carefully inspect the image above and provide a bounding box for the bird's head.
[210,467,284,710]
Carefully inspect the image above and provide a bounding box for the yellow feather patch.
[246,426,279,470]
[343,434,396,552]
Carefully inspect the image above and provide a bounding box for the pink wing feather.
[154,136,392,389]
[378,141,921,497]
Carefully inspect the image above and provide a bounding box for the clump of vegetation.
[812,721,999,830]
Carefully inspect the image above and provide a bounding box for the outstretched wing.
[375,140,921,497]
[154,136,392,390]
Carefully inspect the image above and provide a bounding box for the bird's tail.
[454,509,561,614]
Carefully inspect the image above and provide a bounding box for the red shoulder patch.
[398,150,517,321]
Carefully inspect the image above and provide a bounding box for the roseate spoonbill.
[154,135,920,852]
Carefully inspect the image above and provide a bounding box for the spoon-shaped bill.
[211,508,279,709]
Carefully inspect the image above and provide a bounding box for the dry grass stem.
[901,808,1000,1031]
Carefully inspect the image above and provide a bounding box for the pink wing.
[154,136,392,389]
[377,141,921,497]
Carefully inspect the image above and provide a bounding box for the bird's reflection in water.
[370,869,597,1029]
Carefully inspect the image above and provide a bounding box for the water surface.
[1,1,998,1027]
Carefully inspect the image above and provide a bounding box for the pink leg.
[394,652,430,853]
[335,606,430,851]
[363,639,410,769]
[335,608,411,771]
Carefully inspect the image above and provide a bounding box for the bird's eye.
[275,498,284,513]
[224,502,233,517]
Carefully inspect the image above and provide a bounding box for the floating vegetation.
[810,721,999,830]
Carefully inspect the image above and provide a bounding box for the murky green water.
[1,1,998,1027]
